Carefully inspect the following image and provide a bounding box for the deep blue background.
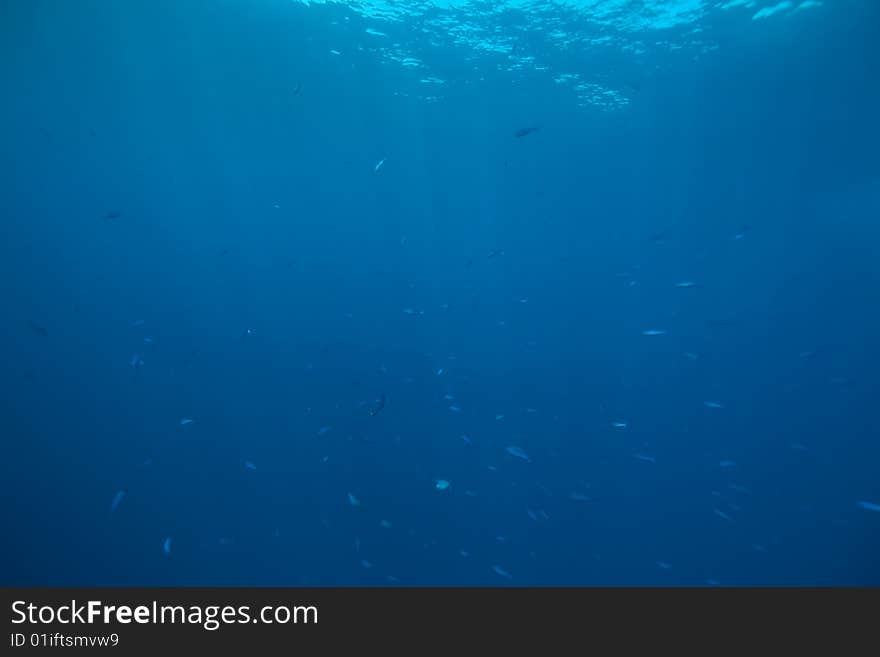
[1,0,878,585]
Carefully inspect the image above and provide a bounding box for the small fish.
[360,559,372,569]
[642,329,667,336]
[179,418,194,426]
[103,210,123,221]
[634,454,655,463]
[713,508,733,522]
[569,492,591,502]
[129,353,144,369]
[240,328,255,341]
[704,401,724,409]
[656,561,672,570]
[110,490,125,513]
[612,421,628,429]
[402,308,424,316]
[329,49,341,55]
[26,320,48,337]
[162,537,172,555]
[674,281,696,288]
[733,224,751,240]
[505,445,531,462]
[495,414,505,421]
[488,249,505,258]
[244,461,257,471]
[317,426,332,436]
[448,405,462,413]
[514,126,538,138]
[460,434,472,445]
[436,368,444,376]
[368,394,386,417]
[379,520,393,529]
[348,492,361,507]
[435,479,450,491]
[719,460,737,469]
[856,500,880,512]
[374,158,386,173]
[492,565,513,579]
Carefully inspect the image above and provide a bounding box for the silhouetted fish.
[514,126,539,138]
[26,320,47,337]
[103,210,123,221]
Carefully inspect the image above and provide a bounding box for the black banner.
[1,588,877,652]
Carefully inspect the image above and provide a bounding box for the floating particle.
[435,479,450,491]
[492,565,513,579]
[110,490,125,514]
[505,445,531,462]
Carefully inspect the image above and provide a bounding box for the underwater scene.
[1,0,878,586]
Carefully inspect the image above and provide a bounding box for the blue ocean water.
[1,0,878,587]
